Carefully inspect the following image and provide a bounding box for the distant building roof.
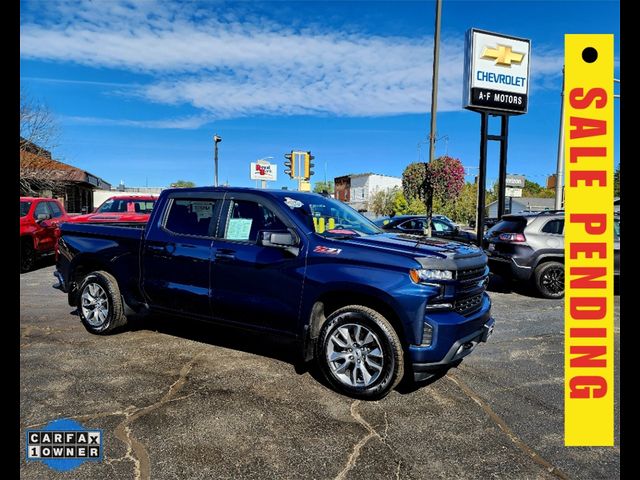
[20,148,111,190]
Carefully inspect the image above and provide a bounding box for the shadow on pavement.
[127,312,306,370]
[487,272,546,298]
[20,255,55,275]
[123,312,439,397]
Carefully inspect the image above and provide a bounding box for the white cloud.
[20,0,562,123]
[61,114,211,129]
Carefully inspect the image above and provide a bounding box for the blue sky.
[20,0,620,190]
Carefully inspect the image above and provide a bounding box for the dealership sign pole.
[463,28,531,245]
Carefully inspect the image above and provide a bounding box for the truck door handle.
[215,249,236,261]
[147,245,165,252]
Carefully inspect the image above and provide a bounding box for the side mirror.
[260,230,300,254]
[454,226,460,234]
[36,213,51,222]
[261,231,296,247]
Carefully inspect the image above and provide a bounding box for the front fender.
[300,263,437,345]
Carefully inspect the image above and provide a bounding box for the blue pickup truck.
[54,187,494,399]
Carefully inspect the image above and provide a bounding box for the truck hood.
[338,233,487,270]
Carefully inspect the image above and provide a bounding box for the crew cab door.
[210,193,306,333]
[142,193,224,316]
[32,201,57,252]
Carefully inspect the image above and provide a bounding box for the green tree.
[614,164,620,197]
[171,180,196,188]
[405,196,427,215]
[391,189,409,215]
[522,179,554,198]
[313,180,334,194]
[401,162,429,202]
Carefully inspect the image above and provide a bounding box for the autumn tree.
[402,156,465,234]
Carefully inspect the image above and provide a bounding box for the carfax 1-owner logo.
[26,418,103,472]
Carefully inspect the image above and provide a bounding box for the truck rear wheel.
[315,305,404,400]
[77,271,128,334]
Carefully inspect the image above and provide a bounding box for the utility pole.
[424,0,442,236]
[429,0,442,164]
[554,68,565,210]
[213,134,222,187]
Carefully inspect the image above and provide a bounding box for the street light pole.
[213,134,222,187]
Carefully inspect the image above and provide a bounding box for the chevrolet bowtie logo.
[481,45,525,66]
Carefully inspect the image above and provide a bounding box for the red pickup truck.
[67,195,158,224]
[20,197,70,272]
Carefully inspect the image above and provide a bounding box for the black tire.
[77,271,128,334]
[21,238,35,273]
[534,261,564,299]
[315,305,404,400]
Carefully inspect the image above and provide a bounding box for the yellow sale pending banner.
[564,34,614,446]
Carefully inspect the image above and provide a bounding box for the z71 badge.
[314,246,342,255]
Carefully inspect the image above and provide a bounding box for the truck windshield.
[96,199,156,214]
[283,195,382,237]
[20,201,32,217]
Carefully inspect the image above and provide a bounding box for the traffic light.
[304,151,315,179]
[284,151,295,178]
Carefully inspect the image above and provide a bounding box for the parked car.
[469,217,499,230]
[432,214,457,227]
[483,211,620,299]
[67,195,157,224]
[375,215,476,244]
[20,196,70,272]
[54,187,494,399]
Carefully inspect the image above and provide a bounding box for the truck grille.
[456,266,489,295]
[454,293,483,316]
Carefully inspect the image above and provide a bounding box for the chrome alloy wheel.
[326,323,384,387]
[81,283,109,327]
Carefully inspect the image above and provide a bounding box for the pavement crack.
[334,400,380,480]
[447,374,571,480]
[112,350,204,480]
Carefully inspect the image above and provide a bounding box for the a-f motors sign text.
[564,34,615,447]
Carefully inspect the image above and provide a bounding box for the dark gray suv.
[483,211,620,298]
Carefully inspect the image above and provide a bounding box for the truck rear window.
[164,199,217,237]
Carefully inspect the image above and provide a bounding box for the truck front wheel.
[316,305,404,400]
[77,271,128,334]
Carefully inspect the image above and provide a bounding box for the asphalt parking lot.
[20,264,620,479]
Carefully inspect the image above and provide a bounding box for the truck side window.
[164,199,217,237]
[47,201,63,218]
[33,202,50,219]
[224,200,287,242]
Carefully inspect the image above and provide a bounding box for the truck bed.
[60,221,146,240]
[57,222,146,307]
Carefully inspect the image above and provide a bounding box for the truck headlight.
[409,269,454,283]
